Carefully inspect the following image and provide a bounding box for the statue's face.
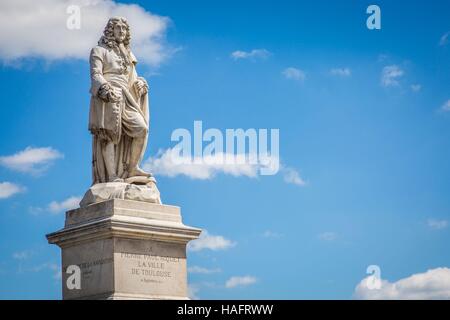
[113,21,127,43]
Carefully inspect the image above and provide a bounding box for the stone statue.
[80,17,161,206]
[48,17,200,301]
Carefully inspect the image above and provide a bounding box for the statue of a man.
[88,17,151,184]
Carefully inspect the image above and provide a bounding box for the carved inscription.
[120,252,180,284]
[63,257,113,280]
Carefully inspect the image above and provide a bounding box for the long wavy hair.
[98,17,132,63]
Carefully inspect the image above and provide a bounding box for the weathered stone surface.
[79,180,161,208]
[46,17,202,301]
[46,199,201,300]
[125,176,155,185]
[89,17,153,184]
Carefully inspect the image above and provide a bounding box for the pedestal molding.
[46,199,201,300]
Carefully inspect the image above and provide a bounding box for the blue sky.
[0,0,450,299]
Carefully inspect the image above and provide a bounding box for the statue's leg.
[102,141,123,182]
[128,135,151,178]
[126,116,150,177]
[121,106,151,178]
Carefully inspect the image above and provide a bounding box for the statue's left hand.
[135,79,148,97]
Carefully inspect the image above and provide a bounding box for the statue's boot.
[128,167,151,177]
[128,137,151,178]
[110,176,125,183]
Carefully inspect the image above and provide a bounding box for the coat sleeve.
[89,47,108,96]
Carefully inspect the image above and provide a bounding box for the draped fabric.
[88,44,149,184]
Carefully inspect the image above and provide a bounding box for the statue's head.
[99,17,131,48]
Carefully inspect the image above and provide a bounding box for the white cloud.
[12,247,60,280]
[381,65,404,87]
[0,147,63,175]
[411,84,422,92]
[282,167,306,186]
[27,262,61,280]
[143,149,305,186]
[13,250,33,260]
[0,182,25,199]
[354,267,450,300]
[48,196,81,214]
[0,0,172,66]
[440,32,450,46]
[282,67,306,81]
[30,196,81,215]
[230,49,271,60]
[428,219,448,230]
[188,266,222,274]
[262,230,283,238]
[142,148,275,180]
[318,232,338,241]
[225,276,257,289]
[330,67,351,77]
[441,100,450,112]
[28,206,44,215]
[188,230,236,252]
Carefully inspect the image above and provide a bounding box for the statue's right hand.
[108,87,123,103]
[98,83,122,103]
[98,83,112,102]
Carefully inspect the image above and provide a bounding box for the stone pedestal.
[46,199,201,300]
